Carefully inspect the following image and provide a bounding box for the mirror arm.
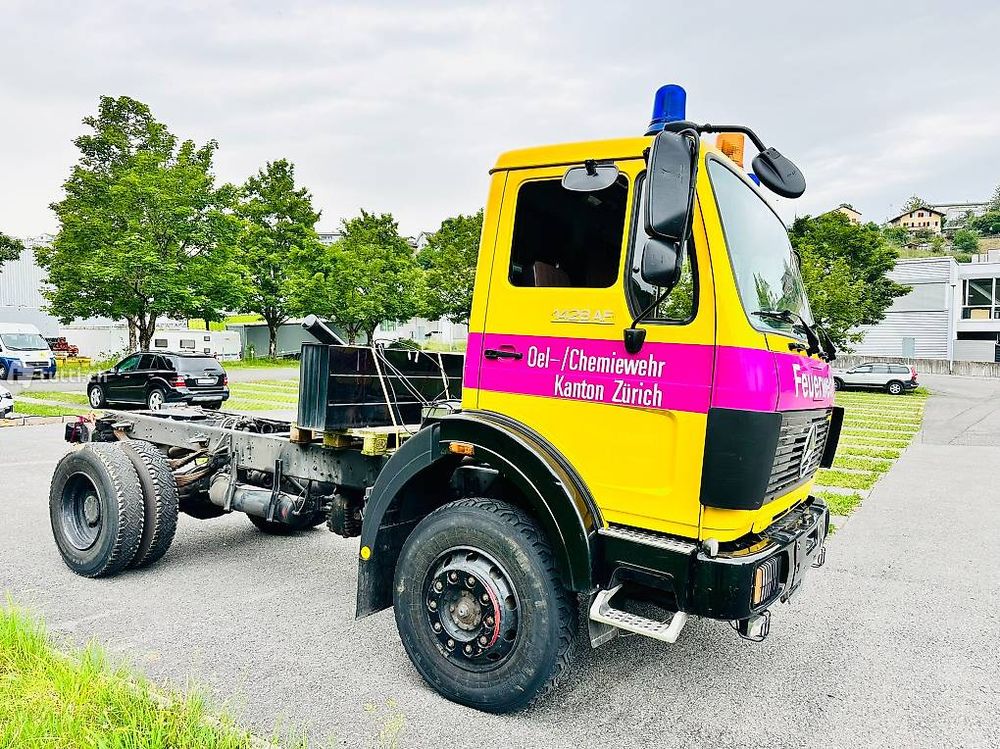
[695,123,768,153]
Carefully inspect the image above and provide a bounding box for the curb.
[0,415,80,429]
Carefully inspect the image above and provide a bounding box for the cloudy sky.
[2,0,999,239]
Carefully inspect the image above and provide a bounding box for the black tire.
[393,497,576,713]
[49,443,145,578]
[833,377,844,391]
[886,380,904,395]
[0,362,7,380]
[146,388,166,410]
[88,384,107,409]
[121,441,179,568]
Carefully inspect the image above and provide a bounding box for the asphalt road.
[1,378,998,748]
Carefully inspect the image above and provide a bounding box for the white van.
[0,323,56,380]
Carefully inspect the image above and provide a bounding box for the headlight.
[752,556,781,606]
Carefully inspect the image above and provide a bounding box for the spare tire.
[121,441,179,568]
[49,443,145,578]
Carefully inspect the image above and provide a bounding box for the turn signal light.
[448,441,475,456]
[716,133,745,168]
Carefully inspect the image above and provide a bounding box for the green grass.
[224,358,300,370]
[815,469,879,490]
[811,388,928,515]
[832,455,893,472]
[11,400,87,417]
[0,604,261,748]
[815,490,865,516]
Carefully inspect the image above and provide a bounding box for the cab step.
[589,584,689,644]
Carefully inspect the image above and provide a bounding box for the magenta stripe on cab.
[464,332,833,414]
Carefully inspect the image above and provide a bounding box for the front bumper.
[6,361,56,378]
[690,496,829,620]
[598,496,829,623]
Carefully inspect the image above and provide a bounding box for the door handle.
[484,348,523,361]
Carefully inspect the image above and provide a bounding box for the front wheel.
[88,384,107,409]
[393,498,577,713]
[833,377,844,391]
[886,380,904,395]
[0,362,8,380]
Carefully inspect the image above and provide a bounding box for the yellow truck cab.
[48,84,843,715]
[354,84,842,711]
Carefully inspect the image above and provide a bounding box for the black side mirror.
[645,130,697,241]
[562,161,620,192]
[751,148,806,199]
[640,237,681,288]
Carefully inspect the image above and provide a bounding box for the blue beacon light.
[645,84,687,135]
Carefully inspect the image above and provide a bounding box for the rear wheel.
[121,441,179,568]
[49,443,145,577]
[886,380,904,395]
[393,497,577,713]
[146,388,165,410]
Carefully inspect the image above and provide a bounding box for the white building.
[0,235,60,334]
[854,256,1000,363]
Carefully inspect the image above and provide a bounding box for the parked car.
[87,352,230,410]
[0,323,57,380]
[833,362,918,395]
[0,383,13,417]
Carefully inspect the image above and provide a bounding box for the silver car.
[832,363,918,395]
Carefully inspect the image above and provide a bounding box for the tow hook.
[812,545,827,569]
[735,610,771,642]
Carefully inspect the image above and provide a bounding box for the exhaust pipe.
[301,315,344,345]
[208,473,299,522]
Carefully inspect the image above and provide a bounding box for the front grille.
[765,408,831,499]
[26,360,48,367]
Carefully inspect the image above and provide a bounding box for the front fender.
[356,410,601,618]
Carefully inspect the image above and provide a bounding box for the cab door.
[468,161,716,537]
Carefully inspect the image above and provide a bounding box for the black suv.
[88,352,230,410]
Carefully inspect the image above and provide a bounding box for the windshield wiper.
[753,309,822,358]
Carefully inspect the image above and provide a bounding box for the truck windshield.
[707,158,813,338]
[0,332,50,351]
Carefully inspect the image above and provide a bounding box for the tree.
[0,232,24,271]
[900,195,929,213]
[39,96,237,351]
[418,210,483,325]
[988,184,1000,212]
[790,212,909,350]
[233,159,322,357]
[881,225,910,247]
[951,228,980,253]
[289,210,425,344]
[970,210,1000,236]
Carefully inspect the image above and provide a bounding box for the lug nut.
[467,576,476,588]
[484,616,494,627]
[446,639,455,649]
[433,622,442,632]
[428,600,437,611]
[464,644,473,655]
[434,581,443,592]
[480,593,489,604]
[478,636,488,646]
[448,571,458,583]
[449,605,455,613]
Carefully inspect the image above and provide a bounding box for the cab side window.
[627,176,696,322]
[508,176,628,288]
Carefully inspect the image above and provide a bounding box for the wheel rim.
[61,472,102,550]
[89,387,102,407]
[0,364,6,378]
[890,383,901,394]
[423,547,519,672]
[148,391,163,409]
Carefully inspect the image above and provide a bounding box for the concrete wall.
[836,354,1000,378]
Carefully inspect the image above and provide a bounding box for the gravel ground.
[1,379,997,748]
